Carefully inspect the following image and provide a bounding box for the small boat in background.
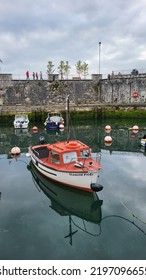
[139,134,146,147]
[13,114,29,129]
[44,112,64,129]
[140,139,146,147]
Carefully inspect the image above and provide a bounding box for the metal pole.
[99,42,101,74]
[66,61,68,79]
[66,95,70,142]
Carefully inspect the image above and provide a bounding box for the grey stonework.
[0,73,146,115]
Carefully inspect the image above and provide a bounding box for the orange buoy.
[59,123,64,129]
[104,136,112,144]
[132,125,139,133]
[105,125,111,130]
[105,125,111,133]
[104,141,112,147]
[32,126,38,133]
[104,136,112,147]
[11,146,21,155]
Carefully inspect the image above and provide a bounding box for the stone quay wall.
[0,73,146,115]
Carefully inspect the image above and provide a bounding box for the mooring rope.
[100,159,146,226]
[120,201,146,225]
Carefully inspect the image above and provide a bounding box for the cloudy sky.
[0,0,146,79]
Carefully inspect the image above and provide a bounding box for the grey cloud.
[0,0,146,77]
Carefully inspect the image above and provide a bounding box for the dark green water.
[0,120,146,260]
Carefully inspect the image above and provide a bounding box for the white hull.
[13,114,29,129]
[29,161,102,224]
[31,156,100,192]
[14,123,29,129]
[141,139,146,147]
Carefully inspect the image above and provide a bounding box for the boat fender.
[39,136,46,145]
[90,183,103,192]
[74,161,84,168]
[11,146,21,155]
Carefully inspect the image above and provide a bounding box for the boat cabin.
[32,141,92,168]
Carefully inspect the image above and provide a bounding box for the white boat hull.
[141,139,146,147]
[31,156,100,192]
[14,123,29,129]
[13,114,29,129]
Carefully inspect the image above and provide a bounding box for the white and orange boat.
[28,96,103,192]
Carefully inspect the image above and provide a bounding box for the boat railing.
[33,149,40,157]
[92,152,101,163]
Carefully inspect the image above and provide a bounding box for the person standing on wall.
[36,72,38,80]
[40,71,43,80]
[26,70,29,80]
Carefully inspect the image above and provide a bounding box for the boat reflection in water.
[14,128,29,135]
[28,161,103,245]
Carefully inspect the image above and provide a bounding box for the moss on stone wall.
[103,109,146,119]
[1,108,146,126]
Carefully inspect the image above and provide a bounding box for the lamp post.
[66,60,69,79]
[0,59,3,72]
[99,42,101,74]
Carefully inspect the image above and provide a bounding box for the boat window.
[81,150,90,158]
[33,146,49,158]
[50,151,60,164]
[63,152,77,164]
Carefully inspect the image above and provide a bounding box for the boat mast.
[66,95,70,142]
[64,215,78,246]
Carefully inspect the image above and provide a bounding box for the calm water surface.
[0,120,146,260]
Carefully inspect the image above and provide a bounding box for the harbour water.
[0,119,146,260]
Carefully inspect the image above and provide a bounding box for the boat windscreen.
[63,151,77,164]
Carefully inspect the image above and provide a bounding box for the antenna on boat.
[66,94,70,143]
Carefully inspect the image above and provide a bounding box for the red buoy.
[32,126,38,133]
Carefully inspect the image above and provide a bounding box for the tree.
[82,62,88,79]
[58,61,66,79]
[47,61,55,79]
[64,61,71,79]
[75,60,82,77]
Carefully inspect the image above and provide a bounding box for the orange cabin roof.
[48,140,89,153]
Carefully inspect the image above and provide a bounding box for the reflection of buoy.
[104,135,112,145]
[59,123,64,129]
[105,125,111,133]
[11,146,21,155]
[132,125,139,133]
[130,133,136,139]
[32,126,38,133]
[105,142,112,147]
